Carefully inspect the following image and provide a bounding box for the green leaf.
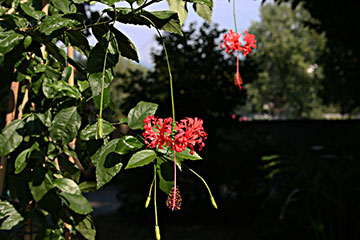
[78,181,97,193]
[29,170,54,202]
[42,39,67,65]
[54,178,81,194]
[52,0,75,13]
[87,33,118,109]
[45,80,82,99]
[49,106,81,145]
[66,30,90,57]
[77,80,90,92]
[127,101,158,130]
[61,66,72,82]
[39,14,81,36]
[167,0,188,25]
[176,148,202,160]
[115,135,143,154]
[23,35,32,49]
[91,139,123,189]
[106,8,183,35]
[143,11,183,35]
[194,3,212,23]
[14,142,39,174]
[43,228,64,239]
[88,69,114,109]
[262,155,281,161]
[0,14,28,29]
[156,158,173,194]
[125,149,156,169]
[73,0,91,3]
[110,25,139,62]
[87,34,119,73]
[36,109,52,127]
[0,31,24,57]
[75,215,96,240]
[60,192,93,215]
[188,0,213,8]
[0,201,24,230]
[80,120,115,141]
[20,3,45,20]
[137,0,145,5]
[105,7,147,26]
[118,117,128,124]
[0,119,25,157]
[157,147,202,160]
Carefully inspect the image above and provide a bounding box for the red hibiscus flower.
[174,117,207,155]
[220,29,257,89]
[143,115,207,211]
[143,115,173,150]
[143,116,207,155]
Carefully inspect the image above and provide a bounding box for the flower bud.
[155,225,161,240]
[145,196,151,208]
[96,117,103,139]
[210,196,218,209]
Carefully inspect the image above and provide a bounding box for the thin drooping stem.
[233,0,238,33]
[141,16,176,123]
[157,29,176,123]
[184,164,218,209]
[99,32,110,119]
[145,170,156,208]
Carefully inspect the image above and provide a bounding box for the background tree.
[243,3,327,118]
[270,0,360,114]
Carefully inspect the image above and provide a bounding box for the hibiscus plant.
[0,0,217,239]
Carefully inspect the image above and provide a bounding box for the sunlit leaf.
[0,201,24,230]
[128,101,158,130]
[125,149,156,169]
[0,119,24,157]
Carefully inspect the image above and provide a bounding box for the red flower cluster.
[220,29,257,57]
[220,29,257,89]
[143,115,207,155]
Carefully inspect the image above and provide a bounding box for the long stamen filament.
[172,150,177,210]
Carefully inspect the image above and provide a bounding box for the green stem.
[71,20,113,32]
[233,0,238,33]
[141,16,176,123]
[95,12,105,24]
[99,32,110,119]
[184,164,218,209]
[156,29,176,123]
[145,171,156,208]
[135,0,160,13]
[154,164,161,240]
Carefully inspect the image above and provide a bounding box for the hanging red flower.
[174,117,207,155]
[220,29,257,89]
[143,115,207,211]
[143,115,173,150]
[143,116,207,155]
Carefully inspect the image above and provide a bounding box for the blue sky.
[90,0,262,67]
